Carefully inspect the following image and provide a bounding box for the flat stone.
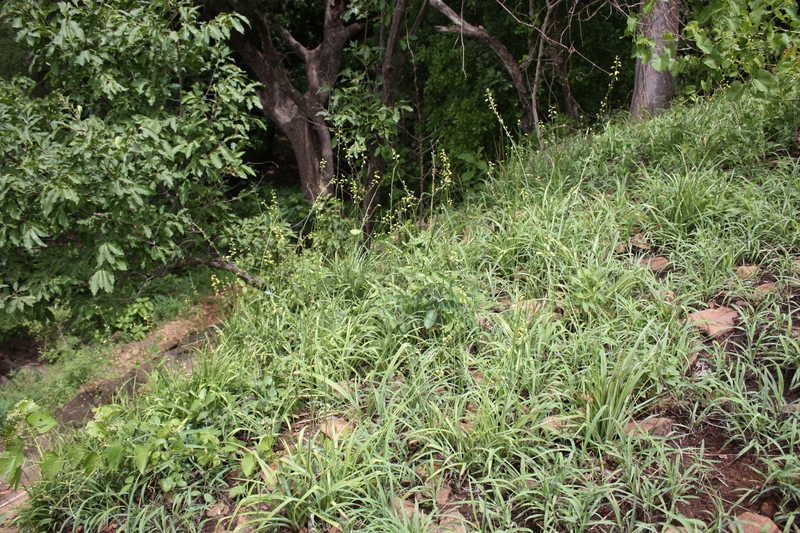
[730,512,779,533]
[435,486,452,508]
[625,416,673,437]
[688,307,739,338]
[319,416,354,440]
[642,256,670,273]
[394,497,425,521]
[432,510,470,533]
[752,283,777,300]
[631,233,651,250]
[541,415,562,432]
[736,265,761,279]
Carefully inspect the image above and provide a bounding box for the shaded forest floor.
[3,92,800,532]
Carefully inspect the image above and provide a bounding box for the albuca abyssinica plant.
[7,88,800,532]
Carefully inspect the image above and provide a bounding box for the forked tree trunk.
[630,0,681,120]
[228,0,363,201]
[280,112,335,199]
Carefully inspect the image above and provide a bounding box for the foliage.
[629,0,800,99]
[0,400,56,489]
[682,0,800,98]
[0,0,261,319]
[0,17,30,81]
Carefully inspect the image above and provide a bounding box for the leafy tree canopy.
[0,0,261,318]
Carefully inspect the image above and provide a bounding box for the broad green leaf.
[134,445,149,475]
[727,80,745,101]
[423,309,438,329]
[83,451,100,474]
[752,69,773,92]
[89,269,115,295]
[26,411,56,434]
[40,450,62,479]
[694,30,715,54]
[241,453,255,477]
[106,444,125,469]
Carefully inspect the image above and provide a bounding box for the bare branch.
[190,258,266,288]
[279,27,309,61]
[430,0,534,132]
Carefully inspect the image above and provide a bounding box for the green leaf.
[106,444,125,469]
[727,80,745,101]
[160,475,176,492]
[40,450,62,479]
[694,30,715,54]
[134,445,149,474]
[0,442,25,489]
[83,451,100,474]
[26,411,56,434]
[423,309,438,329]
[89,269,115,295]
[752,69,773,92]
[241,453,255,477]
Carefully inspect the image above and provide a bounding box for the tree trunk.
[629,0,681,120]
[227,0,363,201]
[545,1,580,122]
[361,0,426,244]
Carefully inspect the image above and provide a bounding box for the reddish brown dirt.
[674,424,775,522]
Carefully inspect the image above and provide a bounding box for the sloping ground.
[5,93,800,532]
[0,296,230,529]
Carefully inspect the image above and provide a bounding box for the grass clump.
[6,90,800,531]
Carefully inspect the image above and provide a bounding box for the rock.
[319,416,354,440]
[435,486,452,508]
[394,497,425,521]
[736,265,761,279]
[730,512,779,533]
[642,256,670,274]
[631,233,651,250]
[654,289,676,302]
[541,415,563,432]
[432,510,470,533]
[688,307,739,338]
[625,416,674,437]
[758,498,779,518]
[460,402,479,432]
[752,283,777,300]
[205,503,230,518]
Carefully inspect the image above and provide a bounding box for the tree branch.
[189,258,266,288]
[430,0,533,133]
[279,27,309,61]
[381,0,409,104]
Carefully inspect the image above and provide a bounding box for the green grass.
[6,91,800,532]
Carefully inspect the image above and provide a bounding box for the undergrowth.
[5,91,800,532]
[0,267,234,426]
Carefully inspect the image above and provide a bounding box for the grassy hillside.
[8,92,800,532]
